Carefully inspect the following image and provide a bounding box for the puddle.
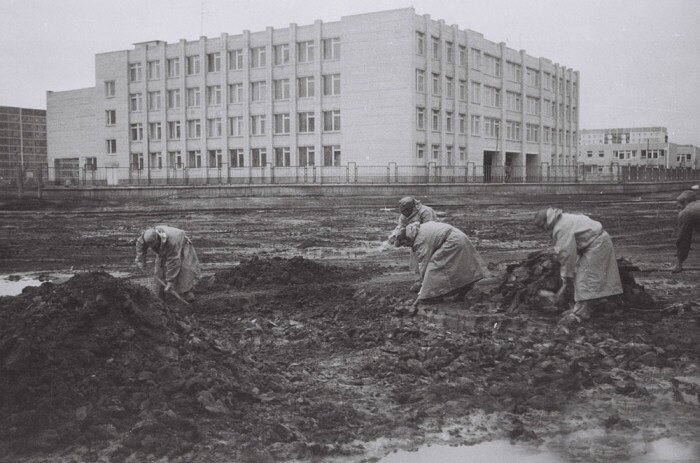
[631,438,700,463]
[378,439,564,463]
[0,271,129,297]
[0,276,44,296]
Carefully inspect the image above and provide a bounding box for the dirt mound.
[0,272,260,460]
[496,251,654,312]
[201,256,376,292]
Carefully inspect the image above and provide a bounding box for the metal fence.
[2,162,700,190]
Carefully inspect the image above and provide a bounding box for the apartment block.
[47,8,580,182]
[0,106,47,181]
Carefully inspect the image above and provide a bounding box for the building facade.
[47,8,579,183]
[0,106,47,181]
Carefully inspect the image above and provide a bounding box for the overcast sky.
[1,0,699,144]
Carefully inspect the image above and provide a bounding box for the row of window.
[611,149,666,160]
[129,145,342,169]
[127,38,340,83]
[415,143,467,162]
[415,32,578,96]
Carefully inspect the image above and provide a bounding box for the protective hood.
[546,207,563,229]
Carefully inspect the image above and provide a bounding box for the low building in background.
[47,7,579,185]
[673,144,699,169]
[0,106,47,183]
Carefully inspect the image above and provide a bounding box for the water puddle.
[631,438,700,462]
[378,439,564,463]
[0,271,129,296]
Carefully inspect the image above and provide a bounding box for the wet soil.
[0,193,698,462]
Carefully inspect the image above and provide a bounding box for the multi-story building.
[0,106,47,182]
[47,8,579,183]
[578,127,699,170]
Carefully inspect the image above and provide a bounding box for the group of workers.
[135,187,700,323]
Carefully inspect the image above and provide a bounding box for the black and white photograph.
[1,0,699,461]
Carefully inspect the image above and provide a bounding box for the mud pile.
[496,251,654,312]
[0,272,261,460]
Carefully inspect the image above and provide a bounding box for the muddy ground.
[0,192,699,462]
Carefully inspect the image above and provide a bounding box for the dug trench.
[1,255,698,462]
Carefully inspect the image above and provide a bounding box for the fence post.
[37,166,43,199]
[17,165,23,199]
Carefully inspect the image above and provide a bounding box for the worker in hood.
[399,221,487,307]
[135,226,202,302]
[672,190,700,273]
[387,197,440,292]
[533,208,622,322]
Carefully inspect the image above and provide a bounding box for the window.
[168,151,183,169]
[186,87,201,107]
[129,63,142,82]
[543,126,551,143]
[250,115,266,135]
[149,152,163,169]
[586,150,593,158]
[459,146,466,160]
[526,124,539,142]
[207,118,222,137]
[323,74,341,96]
[228,50,243,70]
[484,86,501,107]
[543,72,552,90]
[131,153,144,170]
[323,110,340,132]
[416,32,425,55]
[273,113,290,134]
[167,89,181,109]
[298,112,315,133]
[187,119,201,138]
[416,107,426,130]
[446,145,453,165]
[106,139,117,154]
[416,143,425,158]
[416,69,425,92]
[130,123,143,141]
[207,52,221,72]
[484,117,500,138]
[483,54,501,77]
[431,109,440,131]
[323,145,341,166]
[186,55,200,75]
[187,150,201,168]
[250,81,267,102]
[147,91,161,111]
[129,93,142,112]
[298,76,315,98]
[275,147,291,166]
[322,37,340,60]
[147,60,160,80]
[459,80,467,100]
[229,148,244,167]
[105,81,115,98]
[432,144,440,159]
[445,41,454,63]
[431,36,440,59]
[273,79,290,100]
[228,116,243,136]
[526,68,540,87]
[166,58,180,78]
[298,146,314,166]
[432,73,441,96]
[148,122,161,140]
[470,48,482,70]
[206,85,222,105]
[297,41,315,63]
[445,77,454,98]
[250,47,266,68]
[526,96,540,115]
[105,110,116,126]
[167,121,181,140]
[599,150,604,158]
[445,112,453,133]
[506,91,522,112]
[459,113,466,134]
[459,46,466,67]
[470,81,481,104]
[273,44,289,65]
[229,83,243,103]
[208,149,223,167]
[551,100,557,119]
[83,157,97,171]
[470,115,481,136]
[506,62,522,82]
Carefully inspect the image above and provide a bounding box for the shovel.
[154,276,190,305]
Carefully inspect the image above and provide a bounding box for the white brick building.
[47,8,580,183]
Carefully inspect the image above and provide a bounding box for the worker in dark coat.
[672,190,700,273]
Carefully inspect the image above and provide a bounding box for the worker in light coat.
[534,208,622,321]
[135,225,201,302]
[401,221,486,306]
[672,190,700,273]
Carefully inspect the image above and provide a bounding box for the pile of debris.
[0,272,261,460]
[496,251,654,312]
